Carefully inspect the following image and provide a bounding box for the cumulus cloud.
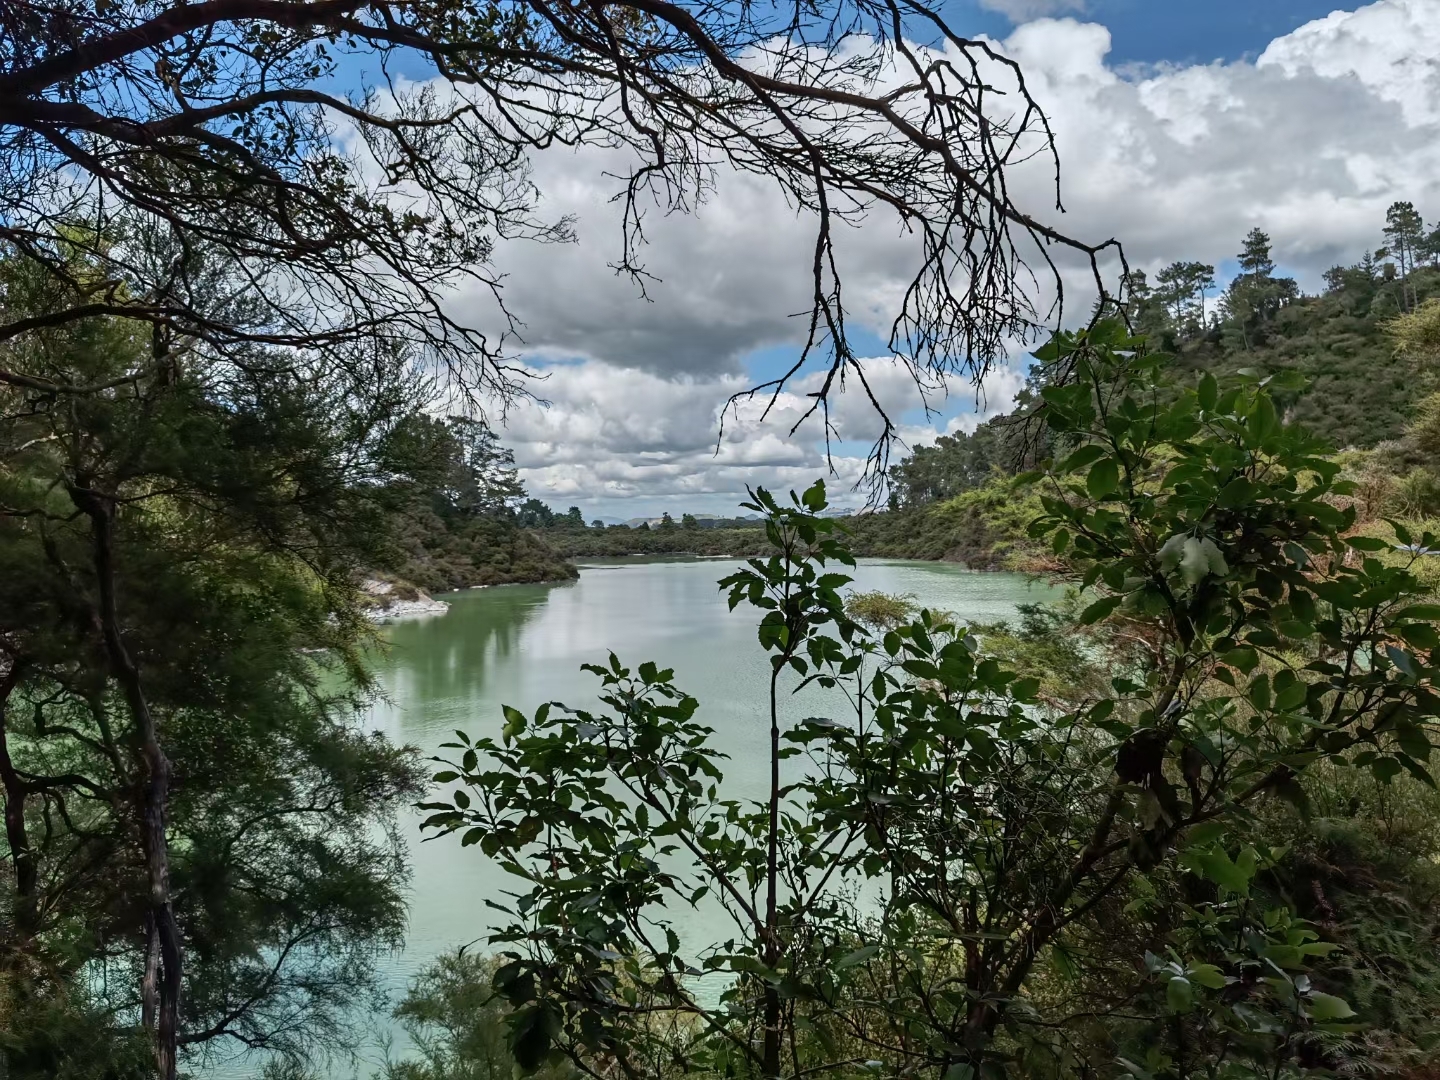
[451,141,921,378]
[466,0,1440,513]
[505,360,1024,517]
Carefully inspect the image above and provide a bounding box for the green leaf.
[1195,849,1253,895]
[1189,964,1226,990]
[1158,533,1188,574]
[802,481,827,513]
[1307,993,1356,1021]
[1080,595,1123,625]
[502,706,527,743]
[1396,722,1431,760]
[1177,536,1228,585]
[1166,975,1193,1013]
[1402,623,1440,650]
[1201,538,1229,578]
[1372,756,1404,783]
[1387,646,1418,678]
[1248,393,1277,442]
[1394,604,1440,622]
[511,1004,560,1072]
[1059,444,1107,474]
[1087,458,1121,500]
[1248,674,1272,713]
[1223,647,1260,674]
[1197,373,1218,411]
[835,945,880,970]
[1011,677,1041,702]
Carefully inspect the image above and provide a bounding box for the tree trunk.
[71,486,182,1080]
[0,664,38,948]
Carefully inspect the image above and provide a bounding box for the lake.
[235,557,1056,1077]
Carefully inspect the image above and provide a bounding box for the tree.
[1155,261,1217,331]
[565,507,586,529]
[1420,220,1440,268]
[1238,228,1277,281]
[1225,229,1297,346]
[657,512,677,532]
[0,250,424,1076]
[887,422,1003,506]
[681,514,700,530]
[432,417,527,519]
[424,334,1440,1080]
[0,0,1117,471]
[517,500,557,530]
[1121,267,1173,339]
[1383,201,1426,311]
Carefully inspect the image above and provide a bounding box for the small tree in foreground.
[423,322,1440,1080]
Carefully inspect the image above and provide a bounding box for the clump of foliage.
[379,951,577,1080]
[422,321,1440,1080]
[380,416,576,592]
[844,591,922,632]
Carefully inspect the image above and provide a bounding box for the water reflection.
[341,558,1056,1079]
[373,580,566,719]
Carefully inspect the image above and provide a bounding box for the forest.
[3,0,1440,1079]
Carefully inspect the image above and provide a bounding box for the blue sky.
[339,2,1351,91]
[942,1,1352,66]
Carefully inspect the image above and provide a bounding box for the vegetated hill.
[850,220,1440,569]
[384,507,577,592]
[841,481,1049,570]
[1166,264,1440,450]
[539,521,771,559]
[373,414,577,592]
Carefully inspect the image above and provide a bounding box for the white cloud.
[505,359,1022,516]
[978,0,1086,22]
[458,0,1440,514]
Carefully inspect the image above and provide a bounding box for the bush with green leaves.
[378,951,578,1080]
[422,322,1440,1080]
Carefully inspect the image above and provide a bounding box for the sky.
[422,0,1440,519]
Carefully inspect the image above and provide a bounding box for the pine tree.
[1155,262,1215,331]
[1383,201,1425,311]
[1238,228,1275,281]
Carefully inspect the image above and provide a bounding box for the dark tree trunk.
[71,487,182,1080]
[0,664,37,947]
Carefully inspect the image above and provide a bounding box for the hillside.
[385,508,577,592]
[854,220,1440,569]
[1167,265,1440,449]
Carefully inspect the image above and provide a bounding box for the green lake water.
[221,557,1056,1078]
